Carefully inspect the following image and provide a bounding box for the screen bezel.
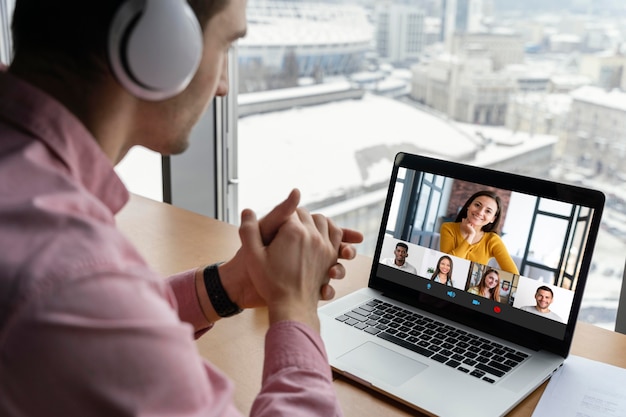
[369,152,605,357]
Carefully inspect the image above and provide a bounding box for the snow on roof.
[240,3,372,47]
[549,74,591,87]
[571,86,626,112]
[510,92,573,114]
[237,94,479,213]
[238,81,354,105]
[456,124,559,166]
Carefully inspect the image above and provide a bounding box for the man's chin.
[160,139,191,156]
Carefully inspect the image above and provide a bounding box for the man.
[520,286,563,322]
[381,242,418,274]
[0,0,363,415]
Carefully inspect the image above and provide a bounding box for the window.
[0,0,14,64]
[236,0,625,331]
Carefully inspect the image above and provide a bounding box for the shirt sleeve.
[487,234,520,275]
[251,321,343,417]
[167,268,214,338]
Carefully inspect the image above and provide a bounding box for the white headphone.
[108,0,203,101]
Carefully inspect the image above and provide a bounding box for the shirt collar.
[0,68,129,214]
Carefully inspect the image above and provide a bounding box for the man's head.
[393,242,409,266]
[534,286,554,311]
[10,0,246,161]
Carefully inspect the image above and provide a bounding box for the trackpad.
[338,342,428,386]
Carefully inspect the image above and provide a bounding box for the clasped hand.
[459,217,479,243]
[217,189,363,329]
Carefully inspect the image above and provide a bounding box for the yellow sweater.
[440,222,519,275]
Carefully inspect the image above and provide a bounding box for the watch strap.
[203,263,243,318]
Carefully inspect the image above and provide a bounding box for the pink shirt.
[0,68,342,416]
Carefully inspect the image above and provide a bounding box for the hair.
[535,285,554,297]
[395,242,409,251]
[430,255,453,286]
[454,190,502,233]
[11,0,229,80]
[476,268,500,302]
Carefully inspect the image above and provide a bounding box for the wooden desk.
[117,194,626,417]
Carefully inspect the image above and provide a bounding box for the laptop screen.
[371,153,604,354]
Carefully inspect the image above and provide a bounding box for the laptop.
[319,152,605,417]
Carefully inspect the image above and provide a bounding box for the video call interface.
[376,166,597,340]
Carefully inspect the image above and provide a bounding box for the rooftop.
[238,92,556,214]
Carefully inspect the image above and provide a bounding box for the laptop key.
[487,361,512,373]
[463,358,477,367]
[446,359,461,368]
[345,311,368,322]
[470,370,485,378]
[505,352,527,363]
[432,354,447,363]
[365,326,381,335]
[439,349,454,357]
[358,304,375,312]
[475,363,505,378]
[377,332,436,358]
[504,359,518,367]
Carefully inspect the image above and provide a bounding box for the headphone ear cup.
[108,0,203,100]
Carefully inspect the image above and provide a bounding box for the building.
[450,32,524,71]
[505,92,572,139]
[374,3,425,65]
[442,0,485,48]
[579,51,626,91]
[547,74,591,94]
[410,28,525,126]
[238,1,373,92]
[563,86,626,183]
[411,52,515,125]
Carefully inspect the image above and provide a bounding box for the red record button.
[493,306,502,313]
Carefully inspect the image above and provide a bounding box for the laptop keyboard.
[334,298,529,384]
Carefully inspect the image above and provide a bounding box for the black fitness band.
[203,263,243,318]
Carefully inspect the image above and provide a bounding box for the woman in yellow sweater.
[440,190,519,275]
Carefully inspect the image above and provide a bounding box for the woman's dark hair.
[454,190,502,233]
[11,0,229,80]
[430,255,453,286]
